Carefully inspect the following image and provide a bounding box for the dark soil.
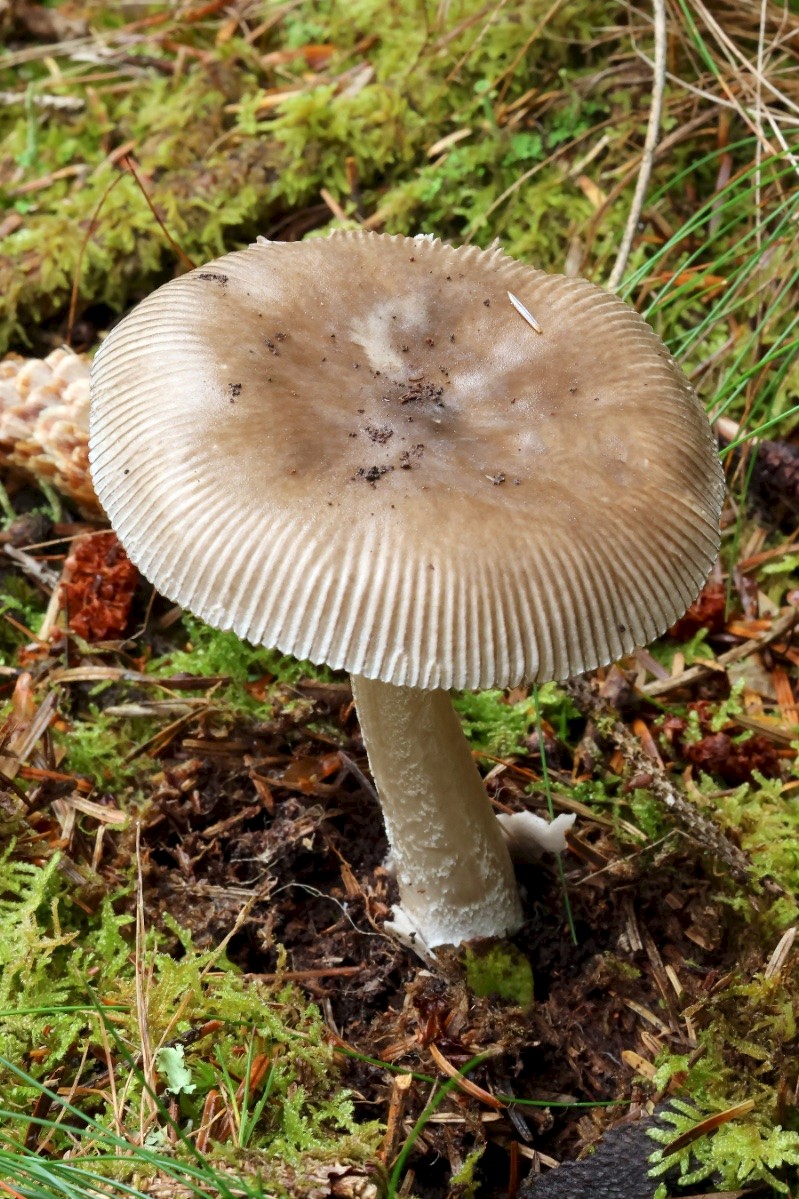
[125,665,743,1195]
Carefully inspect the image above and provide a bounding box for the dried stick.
[643,608,798,699]
[607,0,667,291]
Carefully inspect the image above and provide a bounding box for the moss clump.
[147,613,331,716]
[0,572,48,663]
[52,702,146,789]
[149,613,323,686]
[1,0,629,353]
[464,942,534,1007]
[0,850,381,1190]
[647,959,799,1195]
[694,770,799,931]
[454,682,577,758]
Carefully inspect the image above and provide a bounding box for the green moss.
[650,1103,799,1195]
[464,942,534,1007]
[449,1146,485,1197]
[0,852,381,1188]
[0,0,630,353]
[644,957,799,1195]
[52,703,145,788]
[625,787,672,842]
[708,771,799,929]
[454,689,536,756]
[0,854,131,1068]
[148,614,330,711]
[649,628,714,674]
[0,573,47,663]
[454,681,576,757]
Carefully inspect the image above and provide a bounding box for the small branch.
[607,0,667,291]
[642,608,798,699]
[0,90,84,112]
[3,544,61,589]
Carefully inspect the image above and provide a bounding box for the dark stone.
[519,1115,660,1199]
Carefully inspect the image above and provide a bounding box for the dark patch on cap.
[365,424,393,444]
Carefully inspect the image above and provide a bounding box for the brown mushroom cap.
[89,231,724,689]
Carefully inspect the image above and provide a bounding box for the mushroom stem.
[350,674,524,949]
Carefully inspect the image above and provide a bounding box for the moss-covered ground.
[3,1,799,1196]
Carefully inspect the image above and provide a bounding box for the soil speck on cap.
[487,472,506,485]
[483,298,490,306]
[398,380,444,406]
[365,424,393,444]
[196,271,228,284]
[228,382,242,397]
[399,445,425,469]
[354,465,393,486]
[265,338,279,355]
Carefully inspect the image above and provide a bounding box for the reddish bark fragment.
[668,580,727,640]
[685,731,781,784]
[62,532,139,642]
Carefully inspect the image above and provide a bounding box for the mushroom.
[89,231,724,953]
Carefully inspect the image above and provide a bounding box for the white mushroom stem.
[350,674,524,949]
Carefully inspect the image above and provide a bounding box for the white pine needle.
[507,290,542,333]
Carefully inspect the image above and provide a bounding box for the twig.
[121,154,196,272]
[245,966,363,981]
[133,823,159,1129]
[642,607,798,699]
[378,1072,413,1165]
[3,544,60,589]
[564,675,780,895]
[67,169,126,346]
[607,0,667,291]
[0,689,59,780]
[0,90,83,112]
